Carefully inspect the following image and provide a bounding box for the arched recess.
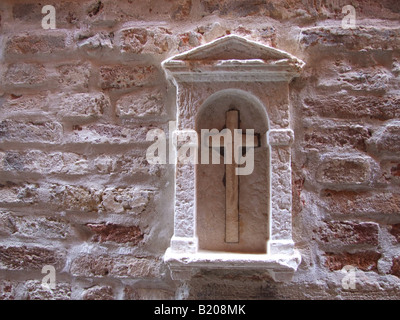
[195,89,271,253]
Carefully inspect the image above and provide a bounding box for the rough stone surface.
[368,121,400,157]
[0,120,63,144]
[82,285,114,300]
[116,88,166,119]
[99,65,158,90]
[70,255,162,278]
[86,223,143,244]
[23,281,71,300]
[0,211,72,239]
[324,251,381,272]
[0,246,65,271]
[118,27,173,54]
[316,221,379,247]
[316,157,372,185]
[57,92,110,120]
[319,190,400,217]
[0,0,400,301]
[4,63,46,87]
[5,32,67,56]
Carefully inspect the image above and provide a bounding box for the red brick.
[320,190,400,216]
[5,32,67,56]
[170,0,192,20]
[303,126,371,152]
[4,63,46,87]
[56,62,91,89]
[390,256,400,277]
[303,94,400,121]
[368,121,400,156]
[316,157,371,185]
[316,221,379,247]
[118,27,173,54]
[0,280,16,300]
[0,120,63,144]
[99,65,158,90]
[301,26,400,51]
[23,281,71,300]
[57,92,109,120]
[324,251,381,271]
[0,246,65,271]
[86,223,143,244]
[389,224,400,242]
[82,285,114,300]
[70,254,162,278]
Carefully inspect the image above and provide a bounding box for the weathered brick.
[303,94,400,121]
[99,65,158,90]
[86,223,143,244]
[12,3,41,20]
[4,63,46,87]
[82,285,114,300]
[378,161,400,185]
[367,121,400,157]
[118,27,173,54]
[316,156,371,185]
[324,251,381,271]
[0,93,49,116]
[69,123,160,144]
[0,150,89,175]
[93,153,164,177]
[316,221,379,247]
[320,190,400,216]
[0,120,63,144]
[301,27,400,51]
[0,245,65,271]
[56,92,109,120]
[0,182,39,205]
[303,125,371,152]
[116,88,165,119]
[200,0,287,18]
[5,32,67,56]
[171,0,192,20]
[317,64,391,94]
[101,187,154,215]
[389,224,400,244]
[390,256,400,277]
[23,281,71,300]
[0,211,72,239]
[0,280,16,300]
[12,2,81,28]
[49,184,101,212]
[177,31,202,52]
[124,286,174,300]
[56,62,91,89]
[70,254,162,278]
[76,31,114,52]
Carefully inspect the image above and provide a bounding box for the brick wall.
[0,0,400,300]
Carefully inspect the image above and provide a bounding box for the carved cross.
[207,110,260,243]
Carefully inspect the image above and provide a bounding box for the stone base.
[164,247,301,282]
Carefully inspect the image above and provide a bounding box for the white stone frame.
[162,35,305,282]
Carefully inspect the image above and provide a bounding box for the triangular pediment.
[162,35,305,82]
[167,35,302,63]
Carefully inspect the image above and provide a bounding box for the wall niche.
[162,35,305,282]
